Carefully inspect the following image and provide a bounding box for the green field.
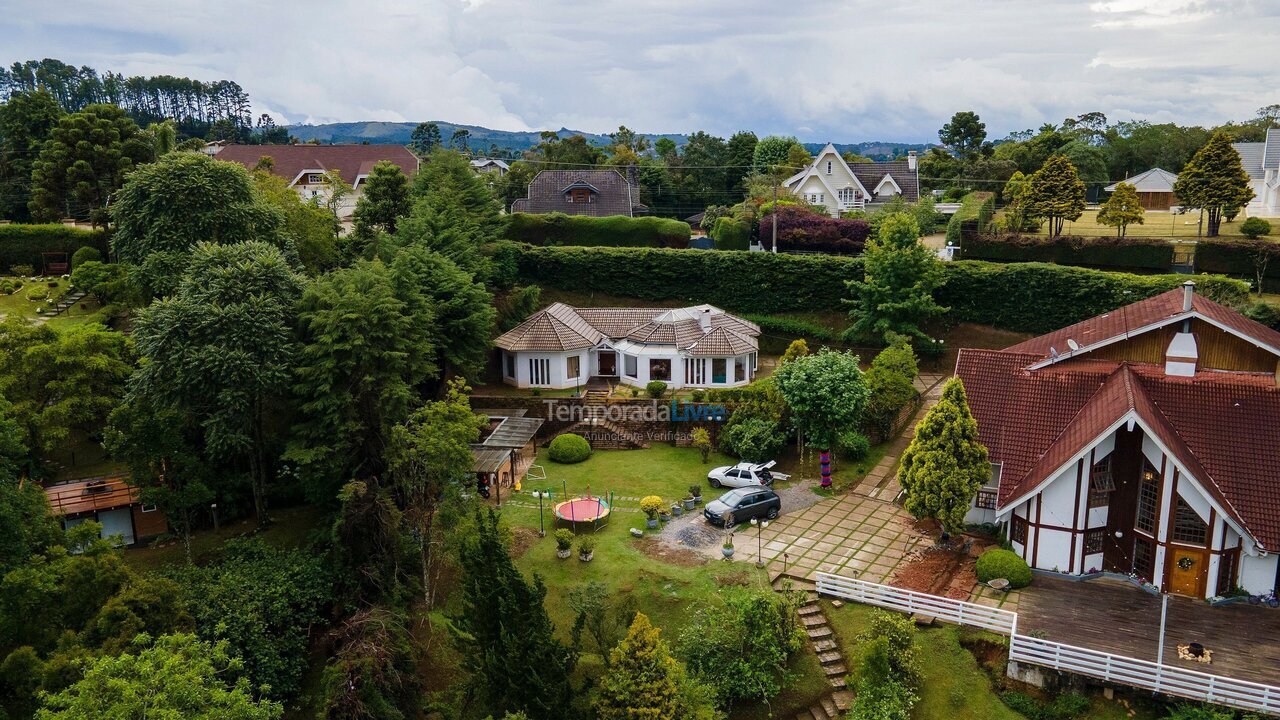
[0,275,106,327]
[1023,208,1274,240]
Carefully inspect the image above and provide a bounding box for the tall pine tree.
[1173,131,1255,237]
[595,613,680,720]
[897,378,989,533]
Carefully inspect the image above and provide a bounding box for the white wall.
[507,350,588,389]
[1239,554,1278,595]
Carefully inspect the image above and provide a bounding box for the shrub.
[26,286,48,301]
[576,535,596,556]
[837,430,871,461]
[0,224,108,273]
[1245,301,1280,330]
[946,192,994,245]
[677,588,805,705]
[70,245,103,267]
[719,416,784,461]
[645,380,667,399]
[505,212,691,248]
[740,314,837,342]
[549,433,591,463]
[1241,217,1272,239]
[554,528,575,551]
[10,264,34,277]
[962,234,1174,271]
[710,216,751,251]
[689,388,706,402]
[1000,691,1043,719]
[975,548,1032,588]
[758,205,870,254]
[640,496,664,520]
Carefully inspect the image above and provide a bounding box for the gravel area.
[648,481,825,559]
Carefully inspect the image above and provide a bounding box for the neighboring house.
[471,410,543,496]
[1231,128,1280,216]
[510,168,646,217]
[1104,168,1179,210]
[957,282,1280,600]
[494,303,759,390]
[213,144,420,219]
[470,157,510,176]
[45,476,167,547]
[782,144,919,217]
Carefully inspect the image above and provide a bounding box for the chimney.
[698,307,712,332]
[907,150,918,171]
[1165,321,1199,377]
[1182,280,1194,312]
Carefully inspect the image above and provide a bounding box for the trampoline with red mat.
[553,493,611,532]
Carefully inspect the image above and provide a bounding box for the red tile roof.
[213,144,419,186]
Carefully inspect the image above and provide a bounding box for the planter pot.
[646,517,659,530]
[556,548,572,559]
[659,513,671,523]
[694,496,703,506]
[671,505,683,517]
[1270,598,1279,609]
[722,546,735,559]
[683,499,695,511]
[579,552,594,562]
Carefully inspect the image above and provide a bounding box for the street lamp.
[750,517,770,569]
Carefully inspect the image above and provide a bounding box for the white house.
[1232,128,1280,217]
[781,144,919,217]
[470,158,510,176]
[494,303,759,390]
[958,282,1280,600]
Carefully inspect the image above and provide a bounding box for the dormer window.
[306,173,324,184]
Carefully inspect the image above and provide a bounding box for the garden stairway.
[40,289,87,318]
[565,389,650,449]
[771,574,855,720]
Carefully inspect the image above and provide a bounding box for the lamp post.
[751,517,770,569]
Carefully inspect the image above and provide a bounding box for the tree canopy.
[897,378,990,533]
[1024,154,1086,237]
[772,349,869,452]
[1173,130,1255,237]
[1097,181,1144,239]
[845,214,947,346]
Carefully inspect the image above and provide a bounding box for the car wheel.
[709,477,721,488]
[766,507,779,520]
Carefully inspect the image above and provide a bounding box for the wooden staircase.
[773,575,855,720]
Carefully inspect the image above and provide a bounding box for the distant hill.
[286,121,931,161]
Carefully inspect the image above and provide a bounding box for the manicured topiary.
[645,380,667,399]
[640,496,664,520]
[975,548,1032,588]
[1241,217,1272,239]
[71,245,103,267]
[549,433,591,463]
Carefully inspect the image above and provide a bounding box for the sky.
[4,0,1279,143]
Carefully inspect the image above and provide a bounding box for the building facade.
[781,143,919,217]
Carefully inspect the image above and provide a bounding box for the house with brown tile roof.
[509,168,646,217]
[782,143,919,218]
[494,303,759,390]
[954,282,1280,600]
[211,144,419,219]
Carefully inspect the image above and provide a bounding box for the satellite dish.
[1049,346,1059,358]
[1067,339,1080,351]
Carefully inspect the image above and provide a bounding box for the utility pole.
[772,184,778,253]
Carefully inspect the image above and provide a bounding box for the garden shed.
[1104,168,1178,210]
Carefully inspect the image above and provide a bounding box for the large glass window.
[1171,497,1208,545]
[649,358,671,381]
[1084,528,1105,555]
[1135,461,1160,535]
[1089,455,1114,508]
[735,355,747,383]
[528,358,550,386]
[1132,537,1154,579]
[624,354,637,378]
[504,352,515,378]
[711,358,727,384]
[566,355,580,380]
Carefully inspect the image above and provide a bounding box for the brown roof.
[849,160,920,202]
[494,303,758,355]
[213,144,419,186]
[510,169,644,217]
[45,476,139,516]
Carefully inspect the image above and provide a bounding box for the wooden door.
[1167,547,1206,597]
[597,351,616,376]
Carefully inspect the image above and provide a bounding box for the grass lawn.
[1020,208,1270,240]
[0,276,107,326]
[123,504,324,573]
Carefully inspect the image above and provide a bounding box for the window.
[1217,549,1238,595]
[1084,528,1105,555]
[504,353,516,378]
[528,358,550,385]
[624,354,637,378]
[1088,455,1114,508]
[141,504,158,513]
[712,358,727,384]
[566,355,580,380]
[1010,514,1028,545]
[826,160,832,175]
[735,355,747,383]
[649,358,671,381]
[1135,461,1160,535]
[975,489,997,509]
[988,463,1003,487]
[306,173,324,184]
[1171,497,1208,545]
[838,187,859,206]
[1132,537,1154,579]
[684,358,704,385]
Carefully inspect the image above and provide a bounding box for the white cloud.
[2,0,1278,141]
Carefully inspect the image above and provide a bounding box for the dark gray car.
[703,487,781,528]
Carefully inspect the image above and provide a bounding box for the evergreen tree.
[409,121,442,155]
[1024,154,1086,237]
[353,160,411,238]
[725,131,758,194]
[1173,131,1255,237]
[391,245,495,384]
[400,149,506,281]
[1097,181,1145,238]
[845,214,947,346]
[595,614,680,720]
[455,509,576,720]
[897,378,989,533]
[0,89,63,221]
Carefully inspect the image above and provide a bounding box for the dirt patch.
[889,544,977,599]
[635,536,707,567]
[509,526,541,559]
[716,569,752,587]
[959,631,1010,680]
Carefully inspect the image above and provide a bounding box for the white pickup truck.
[706,460,790,489]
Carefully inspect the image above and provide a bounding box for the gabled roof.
[561,180,600,194]
[471,158,510,171]
[873,173,902,196]
[213,144,419,186]
[1104,168,1178,193]
[510,169,642,217]
[687,326,756,356]
[783,143,918,201]
[493,302,603,352]
[1232,135,1269,180]
[1265,127,1280,170]
[494,303,758,355]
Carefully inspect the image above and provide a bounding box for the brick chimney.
[907,150,918,171]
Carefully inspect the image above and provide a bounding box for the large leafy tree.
[352,160,411,238]
[455,509,576,720]
[1097,181,1145,239]
[400,149,506,280]
[897,378,989,533]
[129,241,301,525]
[28,104,154,226]
[0,89,63,221]
[752,135,804,175]
[1173,131,1255,237]
[318,606,421,720]
[725,130,758,195]
[111,152,289,295]
[0,471,61,576]
[938,111,987,161]
[391,245,495,383]
[772,350,869,488]
[252,168,339,274]
[287,260,437,503]
[1024,154,1086,237]
[35,633,282,720]
[845,214,947,346]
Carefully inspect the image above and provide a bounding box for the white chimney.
[907,150,918,171]
[1165,321,1198,377]
[1182,280,1195,312]
[698,307,712,332]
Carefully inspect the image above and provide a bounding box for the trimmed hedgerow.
[976,548,1032,588]
[1195,240,1280,284]
[710,216,751,251]
[548,433,592,463]
[0,224,109,273]
[504,212,690,248]
[963,234,1174,271]
[946,192,994,246]
[738,314,838,342]
[757,205,870,254]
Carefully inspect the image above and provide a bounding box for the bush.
[739,314,837,342]
[505,212,690,248]
[719,416,785,461]
[26,286,48,301]
[549,433,591,463]
[710,216,751,251]
[1195,240,1280,288]
[1245,301,1280,329]
[576,535,596,556]
[645,380,667,399]
[554,528,575,551]
[70,245,103,267]
[963,234,1175,271]
[758,205,870,254]
[1241,217,1272,239]
[0,224,108,273]
[10,264,34,277]
[837,430,871,461]
[975,548,1032,588]
[946,192,994,246]
[689,388,706,402]
[640,496,664,519]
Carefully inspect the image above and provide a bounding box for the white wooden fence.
[814,572,1280,716]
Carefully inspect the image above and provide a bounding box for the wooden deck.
[1017,575,1280,687]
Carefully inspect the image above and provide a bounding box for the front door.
[597,351,617,376]
[1167,547,1206,597]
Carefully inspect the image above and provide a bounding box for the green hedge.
[1195,240,1280,289]
[945,192,994,245]
[975,548,1032,588]
[504,212,691,248]
[515,245,1250,335]
[963,235,1174,271]
[0,224,109,273]
[710,217,751,251]
[739,314,838,342]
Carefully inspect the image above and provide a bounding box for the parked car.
[703,487,781,528]
[706,460,789,489]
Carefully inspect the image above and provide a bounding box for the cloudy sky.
[4,0,1279,142]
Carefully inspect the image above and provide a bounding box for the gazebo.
[1104,168,1178,211]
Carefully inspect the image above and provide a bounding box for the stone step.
[801,613,827,627]
[833,690,855,712]
[823,662,847,678]
[913,614,936,626]
[807,703,831,720]
[817,650,843,665]
[821,695,839,718]
[806,625,833,640]
[828,676,847,690]
[812,638,837,653]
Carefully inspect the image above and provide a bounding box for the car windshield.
[718,489,748,507]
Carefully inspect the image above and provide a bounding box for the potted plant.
[690,485,703,506]
[577,535,596,562]
[722,535,735,559]
[670,501,683,518]
[554,529,574,559]
[683,492,695,511]
[640,496,663,530]
[659,507,672,523]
